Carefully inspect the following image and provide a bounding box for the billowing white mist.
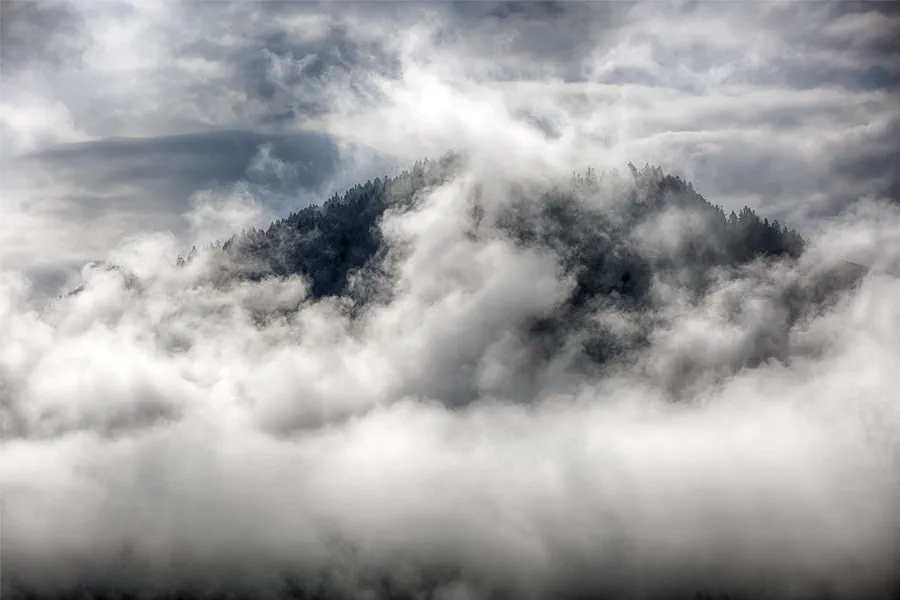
[1,3,899,599]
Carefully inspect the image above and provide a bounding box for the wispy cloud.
[1,2,899,598]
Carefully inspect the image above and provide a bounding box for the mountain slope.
[211,160,805,302]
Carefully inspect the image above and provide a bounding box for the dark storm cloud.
[0,0,89,72]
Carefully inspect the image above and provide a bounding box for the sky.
[2,0,899,302]
[2,2,900,599]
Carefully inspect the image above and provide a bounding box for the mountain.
[168,159,839,389]
[25,158,887,600]
[207,158,806,304]
[62,158,865,394]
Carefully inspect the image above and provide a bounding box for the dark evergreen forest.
[201,157,805,302]
[164,157,845,390]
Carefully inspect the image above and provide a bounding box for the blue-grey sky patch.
[26,129,339,197]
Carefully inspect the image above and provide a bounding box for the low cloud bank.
[2,3,900,598]
[2,165,899,600]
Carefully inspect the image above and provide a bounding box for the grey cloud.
[20,130,339,227]
[465,2,630,82]
[0,0,89,73]
[753,4,900,92]
[830,114,900,204]
[3,3,900,598]
[1,129,341,301]
[168,2,403,127]
[28,129,338,195]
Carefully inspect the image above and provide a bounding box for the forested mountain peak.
[197,159,805,303]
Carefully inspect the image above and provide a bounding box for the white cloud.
[1,2,899,597]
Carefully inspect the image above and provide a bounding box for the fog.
[1,2,899,599]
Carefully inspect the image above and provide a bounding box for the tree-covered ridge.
[202,159,805,307]
[202,154,461,299]
[168,159,816,387]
